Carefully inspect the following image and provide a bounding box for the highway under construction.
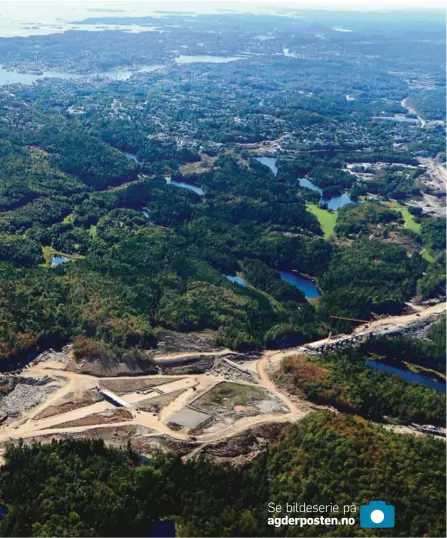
[0,302,444,463]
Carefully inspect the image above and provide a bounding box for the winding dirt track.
[0,302,444,453]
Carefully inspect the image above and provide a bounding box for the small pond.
[255,156,278,176]
[298,178,354,211]
[280,271,320,299]
[51,255,70,266]
[141,209,150,218]
[225,275,248,287]
[365,360,446,394]
[150,519,176,538]
[166,177,204,196]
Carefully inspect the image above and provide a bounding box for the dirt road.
[0,302,444,453]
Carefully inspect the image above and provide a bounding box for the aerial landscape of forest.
[0,2,445,536]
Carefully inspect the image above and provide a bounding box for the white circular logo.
[371,510,385,524]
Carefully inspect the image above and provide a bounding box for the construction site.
[0,302,445,463]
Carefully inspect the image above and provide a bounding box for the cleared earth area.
[0,345,305,461]
[0,302,444,462]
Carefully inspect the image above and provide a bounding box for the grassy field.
[422,250,435,263]
[306,203,337,238]
[179,154,217,175]
[385,202,421,233]
[383,201,436,262]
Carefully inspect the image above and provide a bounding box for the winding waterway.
[298,178,354,210]
[280,271,320,299]
[225,271,320,299]
[253,157,354,210]
[225,275,248,287]
[166,178,204,196]
[365,360,446,394]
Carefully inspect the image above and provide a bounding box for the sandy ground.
[0,302,444,459]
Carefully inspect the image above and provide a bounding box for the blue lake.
[280,271,320,298]
[365,360,446,394]
[225,275,248,287]
[166,177,204,196]
[256,156,278,176]
[298,178,354,210]
[250,156,353,210]
[51,255,70,266]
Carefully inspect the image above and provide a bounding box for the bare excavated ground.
[22,424,155,447]
[199,422,290,464]
[0,344,299,460]
[100,377,181,393]
[34,388,104,419]
[0,303,444,461]
[65,354,157,377]
[152,330,220,356]
[1,376,62,419]
[48,408,133,429]
[136,389,187,412]
[188,381,287,433]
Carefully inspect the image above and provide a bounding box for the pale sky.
[0,0,445,11]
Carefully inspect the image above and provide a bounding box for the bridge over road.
[99,388,132,408]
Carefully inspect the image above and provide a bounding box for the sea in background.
[0,2,293,38]
[0,65,164,86]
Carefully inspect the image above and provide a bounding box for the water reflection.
[225,275,248,287]
[51,255,70,266]
[166,177,204,196]
[280,271,320,298]
[255,156,278,176]
[0,65,164,86]
[365,360,446,394]
[298,178,354,210]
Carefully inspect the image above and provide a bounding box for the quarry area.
[0,302,445,464]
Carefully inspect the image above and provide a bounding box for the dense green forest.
[0,140,443,364]
[407,90,446,121]
[0,412,445,537]
[0,10,443,371]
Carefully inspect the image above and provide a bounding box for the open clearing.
[385,201,421,233]
[306,203,337,238]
